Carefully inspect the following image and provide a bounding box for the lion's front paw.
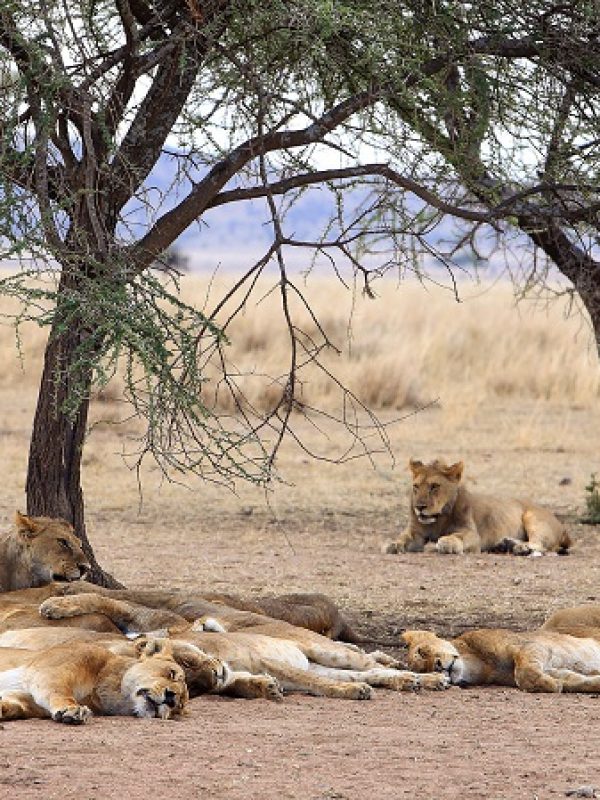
[260,676,285,703]
[351,683,373,700]
[52,705,92,725]
[39,598,71,619]
[436,535,464,555]
[386,671,420,692]
[512,541,544,557]
[369,650,401,669]
[418,673,451,691]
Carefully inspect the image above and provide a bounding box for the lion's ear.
[137,637,174,659]
[444,461,464,482]
[15,511,43,539]
[408,459,424,474]
[402,630,432,646]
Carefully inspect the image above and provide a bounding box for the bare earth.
[0,392,599,800]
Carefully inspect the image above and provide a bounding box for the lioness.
[0,638,188,723]
[34,593,451,700]
[402,627,600,693]
[384,459,570,555]
[0,512,90,591]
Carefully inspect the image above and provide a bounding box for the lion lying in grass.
[384,459,570,556]
[402,624,600,693]
[4,593,450,700]
[0,637,188,723]
[0,512,91,591]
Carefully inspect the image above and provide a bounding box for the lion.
[0,512,91,591]
[402,627,600,693]
[56,582,360,641]
[0,637,188,723]
[383,459,570,556]
[32,593,451,700]
[0,627,260,701]
[0,577,359,641]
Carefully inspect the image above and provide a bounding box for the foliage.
[582,473,600,525]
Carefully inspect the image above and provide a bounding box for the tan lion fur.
[402,626,600,693]
[0,638,188,723]
[0,512,91,591]
[29,593,451,700]
[384,459,570,555]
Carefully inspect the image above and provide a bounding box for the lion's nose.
[164,689,177,708]
[434,658,444,672]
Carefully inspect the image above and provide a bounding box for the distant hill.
[128,154,497,276]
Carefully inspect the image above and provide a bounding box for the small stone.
[559,477,572,486]
[565,786,597,798]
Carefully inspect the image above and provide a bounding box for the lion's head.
[126,639,188,719]
[13,511,91,586]
[409,459,464,525]
[137,637,230,697]
[402,630,464,684]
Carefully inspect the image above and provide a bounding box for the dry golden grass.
[190,276,599,413]
[0,273,597,414]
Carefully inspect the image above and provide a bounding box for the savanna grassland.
[0,274,599,799]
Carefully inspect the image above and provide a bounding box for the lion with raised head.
[402,626,600,693]
[384,459,570,556]
[0,512,90,591]
[0,637,188,723]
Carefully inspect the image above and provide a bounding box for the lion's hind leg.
[545,668,600,693]
[513,649,561,692]
[260,659,372,700]
[308,664,450,691]
[300,640,392,671]
[516,508,569,556]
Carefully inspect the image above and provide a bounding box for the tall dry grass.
[0,273,597,414]
[183,276,599,413]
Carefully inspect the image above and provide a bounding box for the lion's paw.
[52,705,92,725]
[418,673,451,691]
[436,535,464,555]
[387,672,420,692]
[369,650,401,668]
[262,677,285,703]
[39,598,71,619]
[352,683,373,700]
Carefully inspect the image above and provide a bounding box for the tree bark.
[523,222,600,358]
[25,302,123,588]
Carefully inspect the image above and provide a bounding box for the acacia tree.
[0,0,599,584]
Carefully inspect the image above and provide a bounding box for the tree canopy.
[0,0,599,580]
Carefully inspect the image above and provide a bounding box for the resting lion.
[26,593,451,700]
[0,512,90,591]
[402,627,600,693]
[384,459,570,556]
[0,637,188,723]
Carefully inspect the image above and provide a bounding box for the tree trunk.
[26,311,123,588]
[523,222,600,358]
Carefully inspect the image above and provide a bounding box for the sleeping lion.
[0,637,188,723]
[5,592,451,701]
[402,626,600,693]
[384,459,570,556]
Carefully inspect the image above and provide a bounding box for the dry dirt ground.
[0,389,599,799]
